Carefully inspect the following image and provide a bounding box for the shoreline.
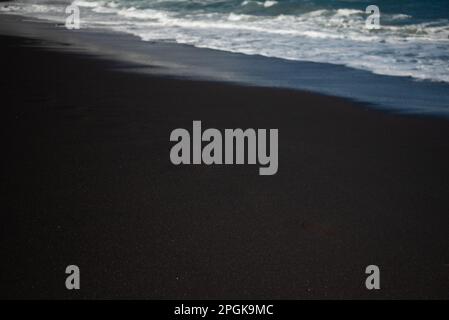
[1,13,449,118]
[1,16,449,299]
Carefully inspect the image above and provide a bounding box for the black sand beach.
[1,20,449,299]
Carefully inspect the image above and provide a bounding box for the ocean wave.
[390,14,412,21]
[241,1,278,8]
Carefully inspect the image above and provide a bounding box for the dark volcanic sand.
[1,35,449,299]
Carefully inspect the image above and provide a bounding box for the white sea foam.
[72,0,101,8]
[241,0,277,8]
[263,1,278,8]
